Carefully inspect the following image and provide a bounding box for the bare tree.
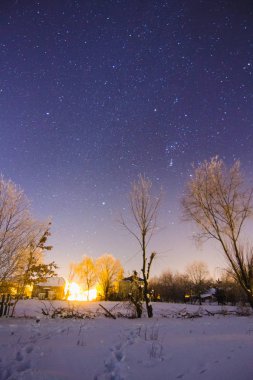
[186,261,210,304]
[0,176,56,305]
[96,254,123,300]
[182,157,253,308]
[121,174,161,317]
[76,256,97,300]
[187,261,209,285]
[68,262,77,283]
[0,176,36,285]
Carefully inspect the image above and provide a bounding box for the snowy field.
[0,300,253,380]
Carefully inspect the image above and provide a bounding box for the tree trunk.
[87,284,90,301]
[246,291,253,309]
[142,234,153,318]
[143,279,153,318]
[146,299,153,318]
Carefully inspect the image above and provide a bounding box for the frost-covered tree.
[0,176,35,284]
[0,176,56,303]
[12,223,57,314]
[14,223,56,288]
[182,157,253,308]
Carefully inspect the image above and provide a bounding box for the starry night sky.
[1,0,253,278]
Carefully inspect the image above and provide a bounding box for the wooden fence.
[0,294,13,317]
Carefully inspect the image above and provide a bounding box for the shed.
[33,277,66,300]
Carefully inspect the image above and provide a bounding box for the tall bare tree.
[121,174,161,317]
[0,176,56,304]
[182,157,253,308]
[0,176,36,285]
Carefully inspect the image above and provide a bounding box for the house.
[119,273,144,299]
[200,288,217,302]
[185,288,217,304]
[32,277,66,300]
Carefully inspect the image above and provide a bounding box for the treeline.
[150,264,247,305]
[69,255,247,306]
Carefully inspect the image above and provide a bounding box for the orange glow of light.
[65,282,97,301]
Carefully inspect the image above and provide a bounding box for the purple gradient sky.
[1,0,253,279]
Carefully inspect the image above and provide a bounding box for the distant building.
[200,288,216,302]
[185,288,217,304]
[32,277,66,300]
[119,274,144,299]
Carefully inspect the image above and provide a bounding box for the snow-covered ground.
[0,300,253,380]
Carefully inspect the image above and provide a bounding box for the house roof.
[37,276,66,287]
[200,288,216,299]
[122,275,144,283]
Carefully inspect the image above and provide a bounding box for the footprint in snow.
[16,351,23,362]
[95,328,140,380]
[1,367,12,380]
[114,350,124,362]
[16,360,31,373]
[25,345,34,354]
[96,342,127,379]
